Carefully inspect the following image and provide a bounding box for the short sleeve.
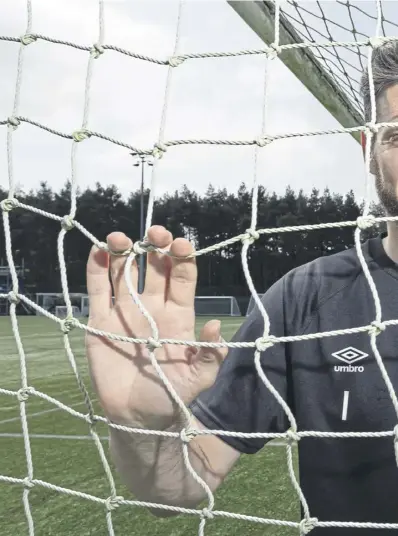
[190,277,290,455]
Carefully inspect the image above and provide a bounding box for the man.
[85,41,398,535]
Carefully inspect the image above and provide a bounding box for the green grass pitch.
[0,315,299,536]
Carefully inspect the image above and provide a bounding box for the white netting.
[2,0,398,534]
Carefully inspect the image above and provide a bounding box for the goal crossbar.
[227,0,363,143]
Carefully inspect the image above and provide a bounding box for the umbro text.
[334,365,364,372]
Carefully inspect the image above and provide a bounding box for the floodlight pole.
[130,153,153,294]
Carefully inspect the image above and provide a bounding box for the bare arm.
[109,415,240,515]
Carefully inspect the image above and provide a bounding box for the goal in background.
[1,1,398,535]
[246,293,264,317]
[195,296,241,316]
[36,292,86,316]
[55,305,81,319]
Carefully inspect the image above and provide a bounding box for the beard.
[375,162,398,217]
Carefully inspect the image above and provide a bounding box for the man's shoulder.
[277,243,364,323]
[285,243,363,289]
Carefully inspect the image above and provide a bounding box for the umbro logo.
[332,347,368,372]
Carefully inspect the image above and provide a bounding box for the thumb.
[192,319,227,390]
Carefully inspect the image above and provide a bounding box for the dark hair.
[360,41,398,122]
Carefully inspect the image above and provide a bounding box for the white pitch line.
[0,433,109,441]
[0,399,97,425]
[0,433,289,445]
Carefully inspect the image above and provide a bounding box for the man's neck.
[382,223,398,263]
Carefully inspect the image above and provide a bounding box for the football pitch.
[0,315,299,536]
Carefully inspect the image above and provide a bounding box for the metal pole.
[138,156,145,294]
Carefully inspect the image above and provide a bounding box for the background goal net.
[246,293,265,317]
[1,0,398,535]
[194,296,241,317]
[55,305,80,319]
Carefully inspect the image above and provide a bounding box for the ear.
[361,131,377,175]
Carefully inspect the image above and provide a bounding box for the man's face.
[373,84,398,216]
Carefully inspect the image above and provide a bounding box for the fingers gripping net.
[2,0,398,534]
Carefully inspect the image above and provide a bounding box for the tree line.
[0,181,383,313]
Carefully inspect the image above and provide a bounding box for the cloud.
[0,0,373,206]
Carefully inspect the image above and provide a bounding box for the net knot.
[105,495,124,511]
[23,477,34,489]
[61,215,74,231]
[364,122,378,135]
[356,215,375,230]
[17,387,31,402]
[72,129,91,142]
[394,424,398,442]
[146,337,162,352]
[180,426,197,443]
[368,36,385,49]
[132,241,147,255]
[299,517,318,535]
[21,34,37,45]
[61,316,76,334]
[7,116,20,130]
[84,412,99,426]
[152,143,167,159]
[91,43,105,58]
[201,507,214,520]
[168,55,186,68]
[256,135,272,147]
[369,320,385,336]
[8,291,20,304]
[243,228,260,245]
[286,428,300,444]
[1,197,18,212]
[267,43,281,59]
[255,336,273,352]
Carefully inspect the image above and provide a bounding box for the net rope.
[2,0,398,534]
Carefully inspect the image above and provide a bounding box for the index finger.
[86,245,112,323]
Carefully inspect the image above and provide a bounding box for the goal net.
[195,296,241,316]
[55,305,81,319]
[246,293,264,317]
[36,293,86,316]
[1,0,398,534]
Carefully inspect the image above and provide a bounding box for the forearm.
[108,416,221,514]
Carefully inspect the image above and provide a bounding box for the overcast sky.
[0,0,390,205]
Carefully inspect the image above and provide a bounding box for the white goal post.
[81,295,241,317]
[246,293,265,317]
[227,0,364,143]
[36,292,85,316]
[55,305,81,319]
[194,296,241,316]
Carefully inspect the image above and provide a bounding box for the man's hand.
[85,225,227,428]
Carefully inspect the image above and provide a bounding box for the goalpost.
[36,293,85,316]
[227,1,364,143]
[2,0,398,534]
[195,296,241,316]
[246,293,264,317]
